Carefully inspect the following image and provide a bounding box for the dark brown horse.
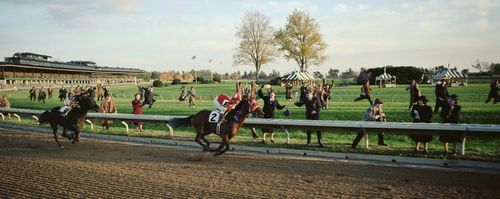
[38,92,99,148]
[170,98,261,156]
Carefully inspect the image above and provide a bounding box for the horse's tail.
[169,115,193,128]
[38,110,52,125]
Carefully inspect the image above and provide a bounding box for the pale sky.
[1,0,499,74]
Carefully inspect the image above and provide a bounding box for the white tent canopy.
[433,68,467,80]
[375,72,397,88]
[281,71,316,81]
[375,73,396,80]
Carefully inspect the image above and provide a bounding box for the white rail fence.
[0,108,499,155]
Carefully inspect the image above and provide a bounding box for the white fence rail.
[1,108,499,155]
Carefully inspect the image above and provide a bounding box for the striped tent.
[375,72,397,88]
[375,72,395,80]
[281,71,316,81]
[433,68,467,80]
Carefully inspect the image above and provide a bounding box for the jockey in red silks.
[214,81,243,113]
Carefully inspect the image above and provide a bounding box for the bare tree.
[275,9,328,72]
[233,11,278,82]
[472,59,490,72]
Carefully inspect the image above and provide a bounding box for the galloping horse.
[170,98,262,156]
[38,91,99,148]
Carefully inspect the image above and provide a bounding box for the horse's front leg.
[50,123,63,149]
[212,135,225,152]
[71,130,80,144]
[214,134,230,156]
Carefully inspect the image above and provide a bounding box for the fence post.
[12,114,21,123]
[280,125,290,144]
[364,133,369,149]
[86,119,94,131]
[166,124,173,136]
[0,113,4,120]
[121,121,129,133]
[462,127,468,156]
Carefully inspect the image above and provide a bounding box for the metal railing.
[1,108,499,155]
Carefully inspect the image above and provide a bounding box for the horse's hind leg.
[51,124,63,149]
[195,133,208,151]
[194,126,208,151]
[200,135,211,151]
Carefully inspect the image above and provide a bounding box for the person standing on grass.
[258,84,285,144]
[285,83,293,102]
[351,98,387,149]
[299,83,308,103]
[0,96,10,109]
[409,95,433,153]
[143,87,158,108]
[74,85,82,95]
[434,79,449,113]
[354,81,373,105]
[406,76,423,110]
[187,86,196,108]
[137,84,146,100]
[295,89,324,147]
[47,85,53,99]
[97,83,105,101]
[179,86,187,104]
[439,94,462,154]
[485,79,499,104]
[29,87,36,101]
[131,93,144,132]
[38,87,47,104]
[58,87,67,101]
[100,94,117,130]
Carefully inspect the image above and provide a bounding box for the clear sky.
[1,0,499,74]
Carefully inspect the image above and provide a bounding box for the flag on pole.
[192,56,196,59]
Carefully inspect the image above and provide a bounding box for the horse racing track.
[1,128,499,198]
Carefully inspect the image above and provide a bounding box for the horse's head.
[234,97,262,115]
[78,94,100,112]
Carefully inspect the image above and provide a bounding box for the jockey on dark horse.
[59,92,78,117]
[213,81,244,134]
[39,91,99,148]
[169,82,261,156]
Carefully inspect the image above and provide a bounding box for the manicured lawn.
[1,82,499,161]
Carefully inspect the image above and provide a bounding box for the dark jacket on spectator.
[409,104,433,142]
[439,103,462,143]
[435,83,449,99]
[258,89,285,119]
[411,105,432,123]
[295,96,322,120]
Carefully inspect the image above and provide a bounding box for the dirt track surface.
[1,129,499,198]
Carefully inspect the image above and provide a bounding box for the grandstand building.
[0,52,145,87]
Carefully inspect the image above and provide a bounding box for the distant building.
[0,52,145,86]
